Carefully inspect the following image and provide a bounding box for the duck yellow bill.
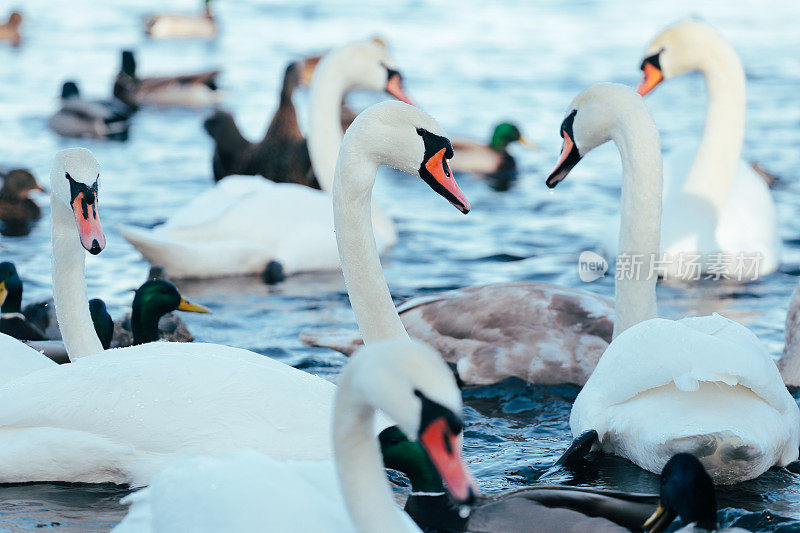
[519,137,540,150]
[177,298,211,314]
[638,62,663,96]
[419,417,477,504]
[643,503,673,533]
[0,281,7,306]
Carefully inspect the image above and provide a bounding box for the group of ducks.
[0,11,797,533]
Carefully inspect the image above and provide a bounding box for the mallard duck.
[450,122,536,178]
[0,169,44,236]
[111,279,210,346]
[48,81,133,140]
[0,262,46,341]
[23,279,209,349]
[0,11,21,46]
[204,61,318,188]
[644,454,748,532]
[113,50,222,109]
[381,427,739,533]
[143,0,216,40]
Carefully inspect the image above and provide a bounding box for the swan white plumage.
[118,40,411,279]
[547,83,799,484]
[634,20,780,280]
[0,148,380,485]
[0,332,55,386]
[113,339,476,533]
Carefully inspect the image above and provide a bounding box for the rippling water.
[1,0,799,530]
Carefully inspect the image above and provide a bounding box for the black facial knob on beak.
[89,240,102,255]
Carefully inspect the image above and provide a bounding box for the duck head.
[1,169,44,199]
[644,453,719,532]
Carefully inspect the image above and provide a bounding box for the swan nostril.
[89,240,102,255]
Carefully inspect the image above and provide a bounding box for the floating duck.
[0,262,46,341]
[22,278,209,351]
[49,81,133,140]
[0,169,44,236]
[204,61,318,188]
[143,0,216,40]
[113,50,222,108]
[450,122,536,178]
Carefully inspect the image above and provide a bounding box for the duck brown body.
[0,169,43,236]
[204,62,318,188]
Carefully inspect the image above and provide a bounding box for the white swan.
[0,148,369,485]
[118,40,411,279]
[547,83,799,484]
[302,93,666,387]
[113,339,475,533]
[0,332,55,386]
[634,20,780,280]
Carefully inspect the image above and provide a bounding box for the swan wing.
[0,332,56,386]
[0,343,337,485]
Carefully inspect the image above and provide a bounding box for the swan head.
[637,20,720,96]
[546,83,644,188]
[644,453,718,533]
[344,338,476,503]
[323,40,414,105]
[340,100,470,213]
[50,148,105,255]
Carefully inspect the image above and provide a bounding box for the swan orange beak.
[638,52,664,96]
[71,191,105,255]
[385,71,415,106]
[424,147,470,214]
[420,417,477,504]
[546,130,581,188]
[638,62,663,96]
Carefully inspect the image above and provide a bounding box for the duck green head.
[89,298,114,350]
[379,426,446,493]
[644,453,718,533]
[0,261,23,314]
[131,280,210,345]
[490,122,539,152]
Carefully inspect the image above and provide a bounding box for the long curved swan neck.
[685,35,746,210]
[333,136,408,344]
[334,365,409,533]
[51,199,103,360]
[308,52,350,193]
[612,105,662,337]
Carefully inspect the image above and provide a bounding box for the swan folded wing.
[113,451,356,533]
[0,344,339,484]
[399,282,613,385]
[0,333,57,385]
[571,314,800,442]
